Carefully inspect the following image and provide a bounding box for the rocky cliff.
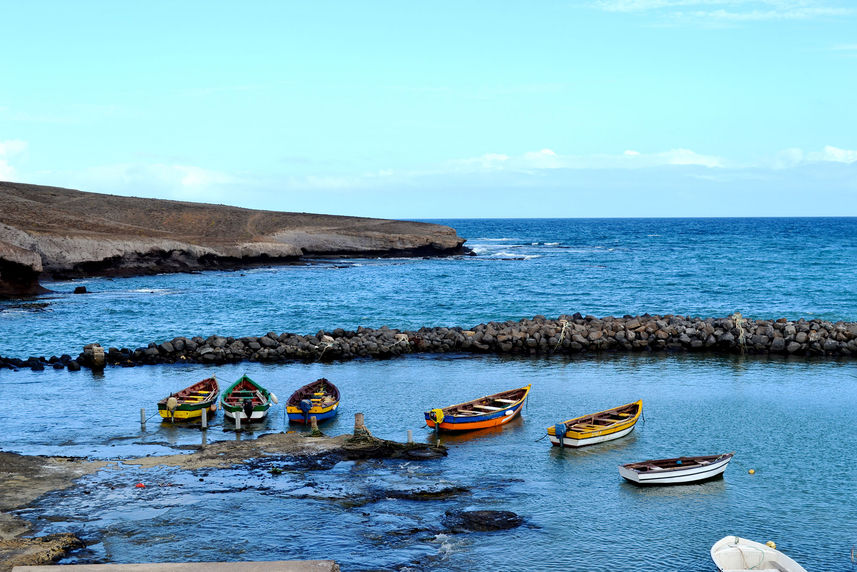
[0,182,468,297]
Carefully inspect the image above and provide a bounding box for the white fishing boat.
[710,536,807,572]
[619,452,733,485]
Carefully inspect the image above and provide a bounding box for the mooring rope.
[732,311,747,354]
[553,320,570,352]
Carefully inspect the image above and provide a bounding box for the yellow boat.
[158,377,219,421]
[286,378,340,424]
[547,400,642,447]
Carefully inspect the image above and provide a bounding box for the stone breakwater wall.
[3,314,857,372]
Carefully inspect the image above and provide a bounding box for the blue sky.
[1,0,855,218]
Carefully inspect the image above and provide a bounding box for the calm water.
[2,218,857,570]
[4,355,857,570]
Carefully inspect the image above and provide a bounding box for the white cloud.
[0,140,27,156]
[0,139,27,180]
[38,162,244,204]
[658,148,724,167]
[450,147,725,173]
[807,145,857,164]
[593,0,853,22]
[0,160,14,180]
[772,145,857,168]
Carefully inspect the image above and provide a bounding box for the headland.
[0,182,468,297]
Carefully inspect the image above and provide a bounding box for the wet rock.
[443,509,524,532]
[72,286,87,294]
[0,532,85,569]
[383,485,469,501]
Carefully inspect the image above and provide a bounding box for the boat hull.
[220,374,273,424]
[158,402,217,420]
[426,402,523,431]
[549,422,636,447]
[285,378,341,424]
[424,385,530,432]
[287,403,339,424]
[620,454,733,485]
[222,406,269,422]
[547,399,642,448]
[157,378,219,422]
[711,536,807,572]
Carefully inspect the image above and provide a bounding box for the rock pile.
[3,314,857,372]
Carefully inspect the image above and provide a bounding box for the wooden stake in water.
[407,429,413,444]
[235,410,242,431]
[201,407,208,429]
[140,408,146,430]
[310,415,318,432]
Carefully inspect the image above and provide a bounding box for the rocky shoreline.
[3,313,856,372]
[0,422,445,571]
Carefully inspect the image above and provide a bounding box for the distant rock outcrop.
[0,182,468,297]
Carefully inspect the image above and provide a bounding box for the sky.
[1,0,855,218]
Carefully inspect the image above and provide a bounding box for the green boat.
[220,374,277,423]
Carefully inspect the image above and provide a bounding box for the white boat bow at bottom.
[710,536,807,572]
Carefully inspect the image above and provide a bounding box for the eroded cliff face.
[0,182,467,297]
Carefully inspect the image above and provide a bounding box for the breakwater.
[3,313,857,372]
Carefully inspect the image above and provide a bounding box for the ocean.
[1,218,856,570]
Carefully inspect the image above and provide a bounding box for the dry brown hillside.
[0,182,467,296]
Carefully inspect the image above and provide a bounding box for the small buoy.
[135,483,145,488]
[748,469,755,474]
[765,540,776,549]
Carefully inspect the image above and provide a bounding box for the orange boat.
[425,385,531,432]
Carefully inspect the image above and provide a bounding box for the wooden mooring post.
[140,408,146,430]
[353,412,372,439]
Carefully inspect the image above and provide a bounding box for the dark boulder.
[443,509,524,532]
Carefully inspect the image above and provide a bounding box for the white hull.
[620,454,732,485]
[549,424,635,447]
[224,408,269,422]
[711,536,807,572]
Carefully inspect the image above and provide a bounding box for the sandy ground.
[0,430,442,571]
[123,432,354,470]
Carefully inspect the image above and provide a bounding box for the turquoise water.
[2,218,857,570]
[2,218,856,359]
[3,354,856,570]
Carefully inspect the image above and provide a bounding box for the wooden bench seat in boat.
[494,399,516,404]
[473,404,503,411]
